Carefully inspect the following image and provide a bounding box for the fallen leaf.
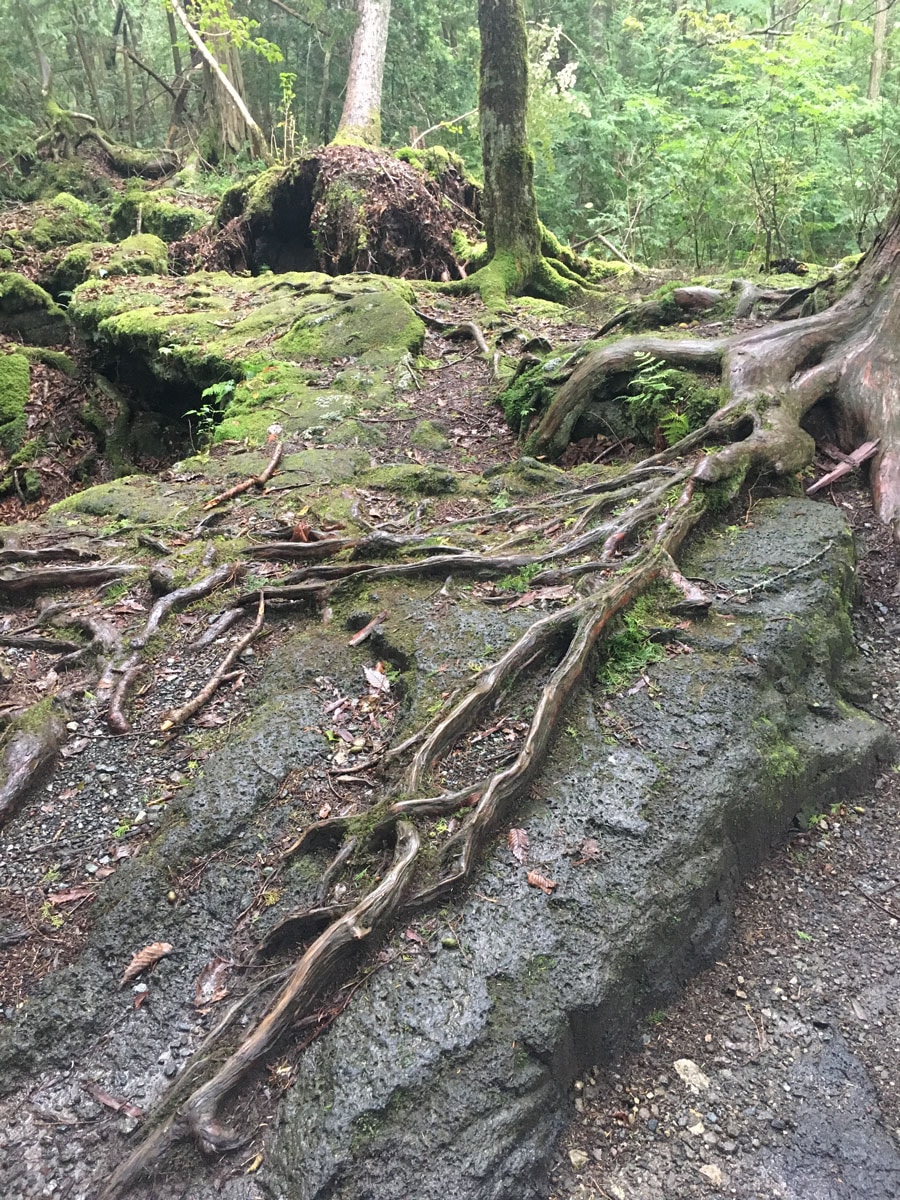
[245,1152,264,1173]
[363,664,390,693]
[508,827,529,864]
[404,927,426,946]
[48,887,95,905]
[674,1058,710,1093]
[573,837,601,865]
[194,956,232,1009]
[526,870,557,894]
[83,1083,143,1120]
[94,865,116,880]
[698,1164,724,1186]
[60,737,90,758]
[120,941,174,988]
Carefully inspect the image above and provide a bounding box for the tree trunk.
[477,0,542,287]
[169,0,267,162]
[334,0,391,147]
[868,1,888,101]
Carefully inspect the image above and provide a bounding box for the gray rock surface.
[0,498,889,1200]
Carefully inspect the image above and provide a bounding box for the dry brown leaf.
[48,886,95,905]
[508,827,530,864]
[194,956,232,1009]
[120,941,173,988]
[83,1083,143,1120]
[526,870,557,895]
[364,663,390,694]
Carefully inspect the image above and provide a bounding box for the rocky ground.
[550,486,900,1200]
[1,201,896,1200]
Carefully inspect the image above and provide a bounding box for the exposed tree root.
[160,595,265,731]
[101,823,420,1198]
[0,703,66,826]
[92,216,900,1193]
[0,563,140,599]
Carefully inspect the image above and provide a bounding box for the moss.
[0,249,12,267]
[0,272,69,344]
[360,463,460,495]
[109,193,208,242]
[0,352,30,424]
[47,235,168,297]
[28,193,103,251]
[409,419,450,451]
[497,363,552,435]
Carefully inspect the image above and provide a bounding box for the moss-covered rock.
[16,192,104,252]
[409,419,450,451]
[46,235,169,295]
[0,272,69,344]
[0,351,30,456]
[69,270,426,441]
[109,191,208,243]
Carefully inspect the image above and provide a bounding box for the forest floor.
[1,268,897,1199]
[550,484,900,1199]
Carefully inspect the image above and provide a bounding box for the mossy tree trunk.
[333,0,391,147]
[446,0,592,305]
[478,0,542,290]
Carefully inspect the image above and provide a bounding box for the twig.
[160,594,265,731]
[203,442,284,510]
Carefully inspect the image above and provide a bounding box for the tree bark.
[334,0,391,147]
[477,0,542,286]
[169,0,267,161]
[868,2,888,101]
[528,189,900,538]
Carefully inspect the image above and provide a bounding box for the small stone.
[66,722,79,732]
[698,1164,724,1186]
[568,1148,589,1170]
[167,891,177,904]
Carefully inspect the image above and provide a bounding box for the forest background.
[2,0,897,273]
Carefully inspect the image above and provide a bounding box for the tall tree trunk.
[478,0,542,287]
[868,2,888,100]
[334,0,391,146]
[166,9,184,79]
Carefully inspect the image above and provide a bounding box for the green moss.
[409,419,450,451]
[597,584,680,693]
[497,363,552,435]
[0,249,12,267]
[28,193,103,251]
[109,193,208,242]
[0,272,69,344]
[0,352,30,424]
[48,235,168,297]
[360,463,460,495]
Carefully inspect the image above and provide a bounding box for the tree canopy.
[1,0,897,268]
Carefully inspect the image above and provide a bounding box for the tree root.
[0,703,66,827]
[160,595,265,731]
[100,822,420,1199]
[93,240,900,1190]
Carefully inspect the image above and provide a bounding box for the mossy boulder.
[3,192,104,253]
[69,270,426,440]
[0,272,69,344]
[109,191,208,243]
[0,351,30,456]
[46,235,169,295]
[410,419,450,451]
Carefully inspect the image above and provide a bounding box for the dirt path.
[551,485,900,1200]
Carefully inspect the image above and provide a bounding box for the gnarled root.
[100,822,420,1198]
